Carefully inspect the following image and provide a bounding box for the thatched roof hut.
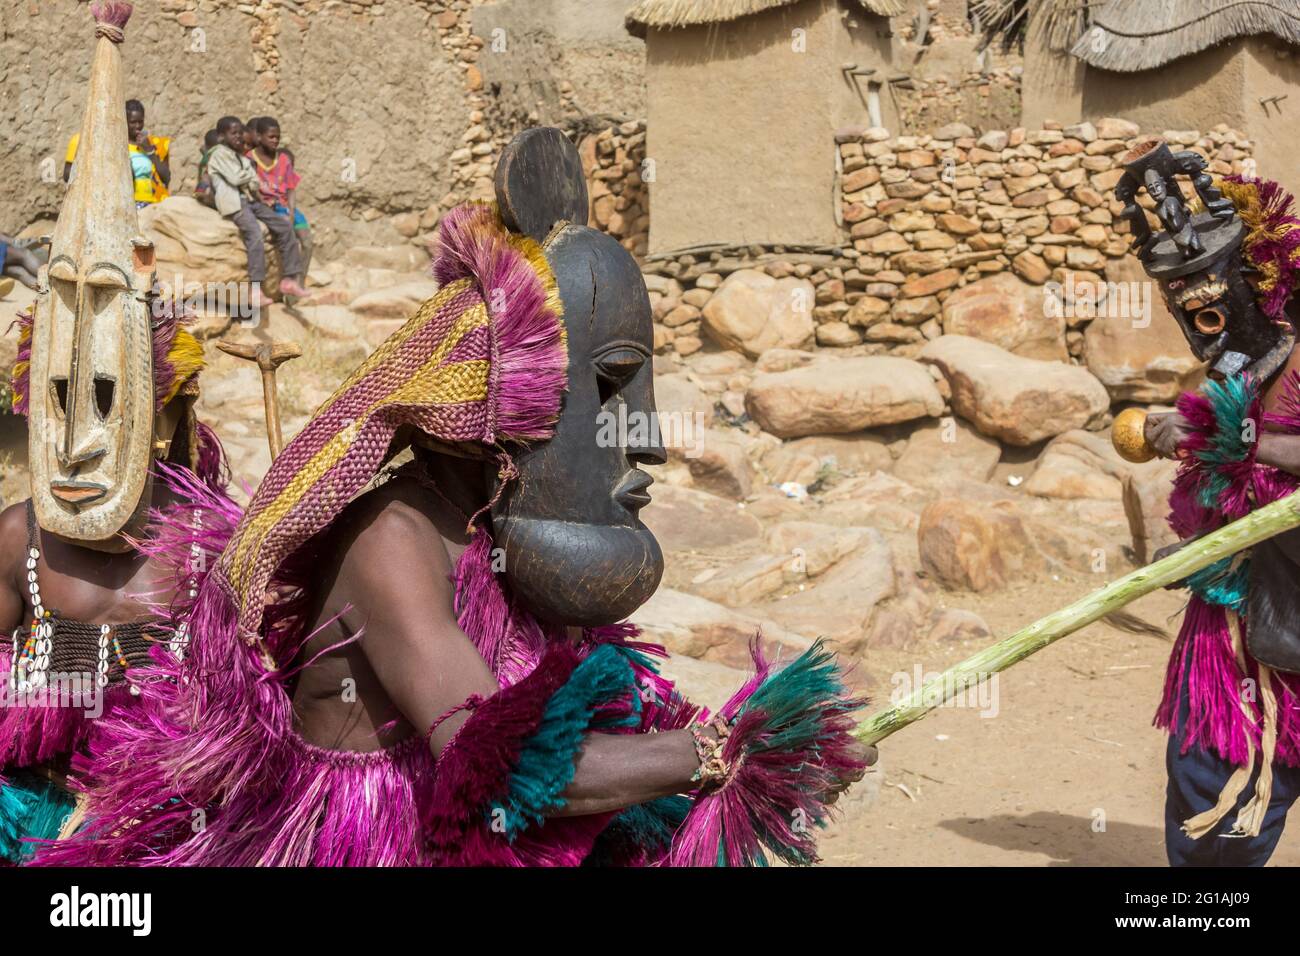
[628,0,902,252]
[626,0,906,36]
[976,1,1300,68]
[1069,0,1300,72]
[970,0,1083,52]
[976,1,1300,202]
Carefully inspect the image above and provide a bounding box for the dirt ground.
[818,578,1300,867]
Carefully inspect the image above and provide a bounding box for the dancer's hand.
[1145,411,1192,459]
[823,742,876,804]
[1152,534,1203,588]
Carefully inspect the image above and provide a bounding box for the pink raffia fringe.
[667,640,868,867]
[0,670,137,771]
[1155,371,1300,766]
[0,463,234,777]
[37,519,677,866]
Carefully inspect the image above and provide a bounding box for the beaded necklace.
[8,501,164,696]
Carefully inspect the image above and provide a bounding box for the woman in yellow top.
[63,99,171,207]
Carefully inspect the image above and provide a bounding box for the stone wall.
[646,116,1254,409]
[832,118,1254,358]
[579,120,649,259]
[893,67,1023,135]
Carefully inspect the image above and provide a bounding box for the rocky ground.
[3,222,1296,867]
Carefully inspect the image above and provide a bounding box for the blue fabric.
[0,240,8,270]
[1165,674,1300,866]
[272,202,309,230]
[0,771,76,863]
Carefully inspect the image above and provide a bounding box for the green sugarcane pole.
[855,487,1300,746]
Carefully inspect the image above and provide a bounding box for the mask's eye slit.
[94,375,116,420]
[597,371,618,407]
[51,377,68,417]
[594,347,646,405]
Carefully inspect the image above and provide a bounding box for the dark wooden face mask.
[1116,140,1293,382]
[488,128,665,626]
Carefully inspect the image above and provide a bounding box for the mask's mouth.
[613,469,654,513]
[50,481,106,505]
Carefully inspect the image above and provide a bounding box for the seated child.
[206,115,307,308]
[0,233,45,291]
[249,117,313,276]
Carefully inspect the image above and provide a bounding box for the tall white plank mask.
[29,2,159,550]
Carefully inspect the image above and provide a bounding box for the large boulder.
[893,415,1002,485]
[655,372,717,433]
[689,553,792,607]
[343,244,429,273]
[745,356,944,439]
[142,196,299,303]
[941,272,1067,361]
[1122,458,1180,563]
[919,335,1110,446]
[1083,256,1204,402]
[1023,429,1129,500]
[814,471,929,533]
[141,196,249,288]
[760,433,893,485]
[348,279,441,321]
[764,521,870,577]
[629,589,810,668]
[701,269,816,358]
[640,484,763,552]
[686,427,753,499]
[760,529,897,652]
[917,498,1034,592]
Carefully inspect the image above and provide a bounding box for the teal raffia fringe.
[667,640,869,867]
[1171,373,1262,612]
[499,643,642,838]
[0,772,76,863]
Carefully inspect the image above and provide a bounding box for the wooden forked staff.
[855,408,1300,744]
[215,340,302,459]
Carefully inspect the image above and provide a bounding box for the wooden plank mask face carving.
[29,8,156,548]
[489,129,666,626]
[1115,139,1295,382]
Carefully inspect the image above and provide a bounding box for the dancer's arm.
[1258,433,1300,477]
[333,493,707,816]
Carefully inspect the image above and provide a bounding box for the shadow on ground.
[940,812,1167,866]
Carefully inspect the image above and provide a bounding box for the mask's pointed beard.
[495,515,663,627]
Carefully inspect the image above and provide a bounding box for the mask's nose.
[58,432,107,470]
[628,437,667,468]
[58,282,111,472]
[622,372,667,467]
